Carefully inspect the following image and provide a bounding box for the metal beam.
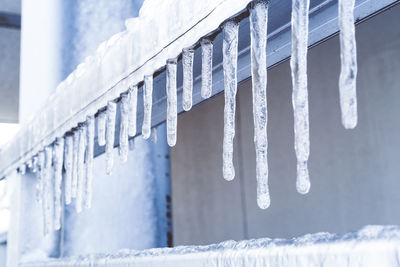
[0,12,21,29]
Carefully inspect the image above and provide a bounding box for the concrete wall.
[171,5,400,245]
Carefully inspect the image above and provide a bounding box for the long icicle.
[222,20,239,181]
[249,0,270,209]
[76,125,86,213]
[64,135,73,205]
[71,130,79,198]
[43,146,53,235]
[120,94,129,162]
[36,151,45,202]
[106,101,117,175]
[142,75,153,139]
[53,137,64,230]
[97,111,106,146]
[201,38,213,99]
[128,85,138,137]
[32,155,38,173]
[182,48,194,111]
[291,0,311,194]
[85,115,95,209]
[338,0,358,129]
[166,58,178,147]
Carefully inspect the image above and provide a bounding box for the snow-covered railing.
[20,225,400,266]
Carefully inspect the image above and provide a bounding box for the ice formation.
[222,20,239,181]
[76,125,87,213]
[201,38,213,99]
[182,48,194,111]
[339,0,358,129]
[249,0,270,209]
[32,156,38,173]
[290,0,311,195]
[120,94,129,162]
[128,85,138,137]
[43,146,53,235]
[85,115,95,209]
[64,135,73,205]
[106,102,117,175]
[97,111,106,146]
[166,59,178,147]
[142,75,153,139]
[36,151,45,203]
[53,137,64,230]
[71,131,79,198]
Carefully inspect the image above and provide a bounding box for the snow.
[142,75,153,140]
[249,0,270,209]
[182,48,194,111]
[222,20,239,182]
[290,0,311,195]
[166,59,178,147]
[200,38,213,99]
[20,225,400,267]
[339,0,358,129]
[105,102,117,175]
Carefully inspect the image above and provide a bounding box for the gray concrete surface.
[171,5,400,245]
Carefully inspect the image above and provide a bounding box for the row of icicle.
[15,0,358,235]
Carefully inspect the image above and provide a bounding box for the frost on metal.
[290,0,311,195]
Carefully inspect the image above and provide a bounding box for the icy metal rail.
[0,0,399,179]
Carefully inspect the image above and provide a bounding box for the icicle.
[142,75,153,139]
[18,164,26,175]
[151,127,158,144]
[120,94,129,162]
[182,48,194,111]
[128,85,138,137]
[97,111,106,146]
[27,159,33,169]
[53,137,64,230]
[36,151,45,202]
[129,138,136,151]
[166,58,178,147]
[249,0,270,209]
[106,101,117,175]
[201,38,213,99]
[71,130,79,198]
[85,115,95,209]
[338,0,358,129]
[64,135,73,205]
[291,0,311,195]
[32,156,38,173]
[222,20,239,181]
[76,125,86,213]
[43,146,53,235]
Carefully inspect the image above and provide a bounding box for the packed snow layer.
[21,225,400,266]
[0,0,253,178]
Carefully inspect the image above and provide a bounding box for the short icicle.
[71,130,79,198]
[76,125,86,213]
[166,58,178,147]
[106,101,117,175]
[85,115,95,209]
[120,94,129,162]
[32,156,38,173]
[53,137,64,230]
[64,135,73,205]
[142,75,153,139]
[291,0,311,194]
[43,146,53,235]
[338,0,358,129]
[128,85,138,137]
[222,20,239,181]
[182,48,194,111]
[97,111,106,146]
[249,0,270,209]
[201,38,213,99]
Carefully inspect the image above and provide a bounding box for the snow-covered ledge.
[20,225,400,266]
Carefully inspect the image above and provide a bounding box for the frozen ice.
[106,101,117,175]
[291,0,311,195]
[32,156,38,173]
[142,75,153,139]
[71,130,79,198]
[97,111,106,146]
[128,85,138,137]
[53,137,64,230]
[249,0,270,209]
[36,151,45,203]
[222,20,239,181]
[339,0,358,129]
[166,59,178,147]
[201,38,213,99]
[85,115,95,209]
[120,94,129,162]
[76,125,87,213]
[43,146,54,235]
[18,164,26,175]
[182,48,194,111]
[64,135,73,205]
